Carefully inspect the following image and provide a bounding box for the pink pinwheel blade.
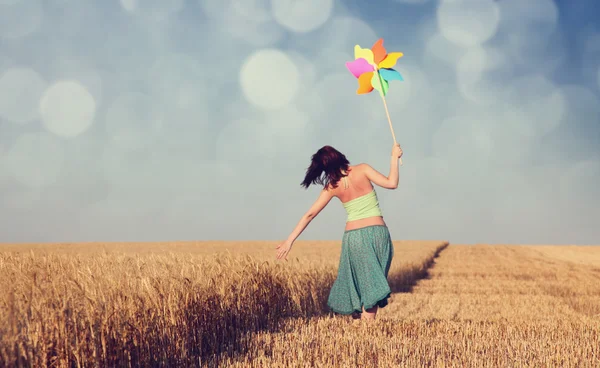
[345,58,375,78]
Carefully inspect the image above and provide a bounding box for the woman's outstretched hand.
[276,240,293,261]
[392,143,403,159]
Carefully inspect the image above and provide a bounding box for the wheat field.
[1,241,599,367]
[221,244,600,367]
[0,240,446,367]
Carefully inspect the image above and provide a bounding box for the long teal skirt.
[327,225,394,315]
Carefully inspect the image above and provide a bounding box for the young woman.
[276,144,403,320]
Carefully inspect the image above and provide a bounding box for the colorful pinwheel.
[345,38,404,165]
[346,38,404,97]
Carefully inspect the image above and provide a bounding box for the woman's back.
[329,162,401,230]
[333,165,374,203]
[296,144,401,232]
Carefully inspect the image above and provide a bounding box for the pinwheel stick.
[374,70,403,166]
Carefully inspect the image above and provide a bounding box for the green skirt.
[327,225,394,315]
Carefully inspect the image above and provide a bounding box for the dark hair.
[300,145,350,189]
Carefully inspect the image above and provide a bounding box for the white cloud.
[409,157,450,200]
[496,0,558,39]
[423,32,469,67]
[271,0,335,33]
[100,141,149,191]
[104,91,165,152]
[76,196,162,241]
[558,160,600,241]
[560,160,600,201]
[296,72,382,145]
[149,52,207,95]
[0,67,47,124]
[0,185,43,211]
[436,0,501,48]
[199,0,284,46]
[147,52,211,127]
[0,0,42,39]
[494,0,561,69]
[576,30,600,91]
[484,168,553,241]
[4,132,65,189]
[311,16,379,58]
[311,49,354,79]
[119,0,136,12]
[264,105,311,144]
[119,0,185,20]
[456,46,512,105]
[560,85,600,126]
[285,50,318,93]
[215,116,278,165]
[502,74,567,135]
[392,0,430,4]
[432,115,494,168]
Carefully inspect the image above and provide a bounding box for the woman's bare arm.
[361,157,399,189]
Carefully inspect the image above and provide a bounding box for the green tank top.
[342,189,383,222]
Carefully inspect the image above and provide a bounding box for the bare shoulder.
[354,163,371,172]
[352,163,373,180]
[358,162,381,179]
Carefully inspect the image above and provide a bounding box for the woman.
[276,144,403,321]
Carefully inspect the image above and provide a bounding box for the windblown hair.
[300,145,350,189]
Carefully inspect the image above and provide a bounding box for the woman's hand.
[276,240,294,260]
[392,143,403,159]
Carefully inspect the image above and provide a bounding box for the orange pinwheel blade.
[378,52,404,69]
[357,71,374,94]
[371,38,387,65]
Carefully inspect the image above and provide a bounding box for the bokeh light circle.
[239,49,300,110]
[119,0,185,19]
[437,0,501,47]
[4,132,65,189]
[271,0,334,33]
[40,80,97,138]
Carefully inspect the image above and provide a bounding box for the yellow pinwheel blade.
[354,45,376,67]
[378,52,404,69]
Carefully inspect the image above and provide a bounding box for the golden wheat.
[7,242,595,367]
[219,244,600,367]
[0,240,447,367]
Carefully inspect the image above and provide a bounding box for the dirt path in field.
[379,244,600,321]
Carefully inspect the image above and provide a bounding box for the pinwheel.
[346,38,404,165]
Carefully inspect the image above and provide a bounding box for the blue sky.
[0,0,599,245]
